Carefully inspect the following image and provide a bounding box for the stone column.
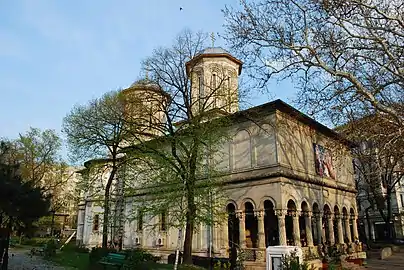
[255,210,266,248]
[351,215,359,241]
[336,215,344,244]
[304,212,314,247]
[292,211,301,246]
[315,213,323,245]
[236,211,246,248]
[276,209,287,246]
[327,213,335,245]
[221,218,229,250]
[344,216,352,243]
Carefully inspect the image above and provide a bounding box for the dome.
[185,46,243,76]
[130,78,158,88]
[124,78,170,98]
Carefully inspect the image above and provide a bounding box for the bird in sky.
[180,7,183,11]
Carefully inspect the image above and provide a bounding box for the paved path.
[6,248,71,270]
[365,250,404,270]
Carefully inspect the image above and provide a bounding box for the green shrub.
[122,249,160,269]
[281,250,311,270]
[21,237,52,246]
[43,240,58,258]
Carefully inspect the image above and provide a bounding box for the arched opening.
[312,203,320,244]
[286,200,297,245]
[244,202,258,248]
[264,200,279,246]
[300,201,309,246]
[333,206,340,243]
[227,203,239,248]
[323,205,332,244]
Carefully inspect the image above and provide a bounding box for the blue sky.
[0,0,296,144]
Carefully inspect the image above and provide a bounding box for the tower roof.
[122,78,170,98]
[185,47,243,76]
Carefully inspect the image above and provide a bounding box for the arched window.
[233,130,252,170]
[253,124,276,166]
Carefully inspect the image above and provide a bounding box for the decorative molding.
[275,209,288,216]
[254,210,264,219]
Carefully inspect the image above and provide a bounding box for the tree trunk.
[183,177,196,265]
[183,209,195,265]
[102,167,117,248]
[1,219,12,270]
[365,207,372,246]
[385,191,393,241]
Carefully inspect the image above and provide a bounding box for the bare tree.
[343,114,404,240]
[122,29,242,264]
[223,0,404,128]
[63,91,129,248]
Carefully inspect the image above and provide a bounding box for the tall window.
[137,210,143,231]
[227,76,232,111]
[160,211,167,231]
[198,75,204,110]
[212,73,217,107]
[93,214,99,231]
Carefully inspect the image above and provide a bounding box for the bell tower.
[185,43,243,116]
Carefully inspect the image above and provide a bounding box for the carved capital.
[350,214,358,220]
[288,210,301,217]
[302,211,313,218]
[275,209,288,216]
[235,210,244,220]
[254,209,264,219]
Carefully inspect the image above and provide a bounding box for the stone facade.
[76,47,362,266]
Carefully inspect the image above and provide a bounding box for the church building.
[76,46,364,268]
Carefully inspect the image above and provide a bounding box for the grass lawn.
[48,248,89,270]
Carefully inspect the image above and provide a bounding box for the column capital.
[313,212,322,219]
[235,210,244,220]
[275,209,288,216]
[350,214,358,220]
[302,211,313,218]
[334,214,342,220]
[288,210,301,217]
[342,215,350,220]
[254,209,265,219]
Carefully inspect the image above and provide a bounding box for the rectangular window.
[93,214,99,231]
[137,210,143,231]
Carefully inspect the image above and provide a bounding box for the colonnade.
[225,201,360,251]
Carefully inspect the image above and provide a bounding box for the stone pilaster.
[351,214,359,241]
[327,213,335,245]
[304,211,314,246]
[221,218,229,250]
[336,214,344,244]
[344,216,352,243]
[236,211,246,248]
[314,212,323,245]
[292,211,301,247]
[255,210,266,249]
[276,209,288,246]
